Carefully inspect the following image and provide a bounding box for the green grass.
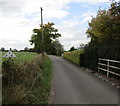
[22,55,52,104]
[41,56,52,104]
[2,54,52,104]
[24,55,52,104]
[1,52,38,64]
[34,55,52,104]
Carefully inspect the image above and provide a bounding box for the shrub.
[63,50,83,66]
[2,54,52,104]
[80,45,120,71]
[80,47,98,70]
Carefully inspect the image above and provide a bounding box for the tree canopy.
[50,40,64,56]
[69,46,76,51]
[86,1,120,47]
[30,22,63,55]
[80,1,120,70]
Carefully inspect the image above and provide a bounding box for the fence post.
[98,58,100,72]
[107,59,109,77]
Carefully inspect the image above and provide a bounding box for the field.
[1,52,38,64]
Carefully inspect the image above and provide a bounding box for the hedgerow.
[63,50,83,66]
[2,54,52,104]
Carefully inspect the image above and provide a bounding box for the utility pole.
[40,7,44,56]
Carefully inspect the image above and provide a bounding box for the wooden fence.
[98,58,120,77]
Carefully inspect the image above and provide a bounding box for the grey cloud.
[0,0,25,14]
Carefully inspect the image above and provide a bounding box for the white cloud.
[0,0,25,13]
[0,0,117,50]
[0,0,70,50]
[80,12,97,24]
[1,38,33,50]
[62,38,90,50]
[55,19,90,50]
[72,0,109,3]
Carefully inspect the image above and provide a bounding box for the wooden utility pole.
[40,7,44,56]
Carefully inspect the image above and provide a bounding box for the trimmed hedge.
[80,45,120,71]
[80,47,98,70]
[63,46,120,72]
[63,50,83,65]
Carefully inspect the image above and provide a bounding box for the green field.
[1,52,38,64]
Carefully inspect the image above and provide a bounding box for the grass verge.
[39,55,52,104]
[31,55,52,104]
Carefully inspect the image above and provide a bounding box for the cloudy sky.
[0,0,118,50]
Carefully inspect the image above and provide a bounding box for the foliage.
[2,54,52,104]
[63,50,83,65]
[77,44,85,50]
[28,48,35,52]
[86,1,120,47]
[39,55,52,104]
[13,49,18,52]
[80,46,98,70]
[50,40,64,56]
[24,47,29,51]
[2,58,17,86]
[69,46,76,51]
[30,22,61,54]
[81,1,120,70]
[0,47,5,51]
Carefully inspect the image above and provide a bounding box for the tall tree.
[50,40,64,56]
[0,47,5,51]
[81,1,120,70]
[30,22,61,53]
[69,46,76,51]
[86,1,120,47]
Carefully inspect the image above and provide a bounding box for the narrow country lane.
[49,55,119,104]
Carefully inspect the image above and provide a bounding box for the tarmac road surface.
[49,55,119,104]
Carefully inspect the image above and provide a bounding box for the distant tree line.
[0,47,35,52]
[68,44,85,52]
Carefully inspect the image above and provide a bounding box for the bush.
[80,45,120,71]
[2,54,52,104]
[98,46,120,60]
[63,50,83,66]
[80,47,98,70]
[82,1,120,71]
